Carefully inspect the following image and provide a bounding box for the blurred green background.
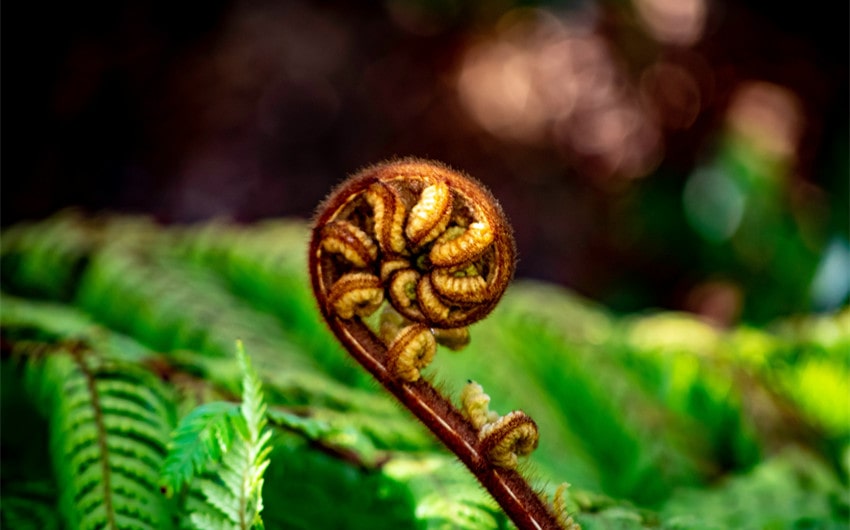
[1,1,848,529]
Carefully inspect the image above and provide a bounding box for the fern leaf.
[0,210,96,300]
[32,352,178,530]
[190,437,265,530]
[74,247,321,379]
[160,401,241,496]
[164,344,272,530]
[200,343,272,530]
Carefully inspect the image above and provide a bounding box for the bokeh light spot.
[640,61,702,130]
[809,238,850,312]
[683,166,746,242]
[634,0,708,46]
[726,81,804,161]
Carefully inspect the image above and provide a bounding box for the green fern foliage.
[160,401,241,497]
[3,213,848,529]
[163,343,273,530]
[27,350,177,530]
[173,220,367,387]
[0,210,95,300]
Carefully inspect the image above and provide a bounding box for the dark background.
[3,0,848,323]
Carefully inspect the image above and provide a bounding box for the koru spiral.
[309,158,516,382]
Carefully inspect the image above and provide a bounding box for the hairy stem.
[332,317,561,529]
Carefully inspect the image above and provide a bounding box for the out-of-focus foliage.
[6,0,847,327]
[1,214,848,529]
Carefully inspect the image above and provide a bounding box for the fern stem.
[335,318,561,529]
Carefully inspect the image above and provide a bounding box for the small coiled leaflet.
[461,381,539,470]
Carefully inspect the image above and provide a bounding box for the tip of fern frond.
[235,339,251,373]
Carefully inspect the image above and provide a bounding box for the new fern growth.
[308,159,569,529]
[161,342,272,530]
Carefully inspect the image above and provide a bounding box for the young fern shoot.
[309,158,567,529]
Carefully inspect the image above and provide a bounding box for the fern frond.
[28,351,178,530]
[660,447,848,528]
[160,401,241,496]
[74,246,318,374]
[166,344,272,530]
[1,292,160,365]
[0,210,96,300]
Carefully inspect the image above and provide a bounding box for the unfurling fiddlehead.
[309,158,567,529]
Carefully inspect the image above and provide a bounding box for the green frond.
[207,348,272,530]
[160,401,241,496]
[5,337,178,528]
[187,434,269,530]
[174,220,370,388]
[165,345,272,530]
[0,210,96,300]
[0,292,163,367]
[659,447,848,529]
[74,247,320,379]
[32,351,178,530]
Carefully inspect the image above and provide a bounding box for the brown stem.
[328,317,561,529]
